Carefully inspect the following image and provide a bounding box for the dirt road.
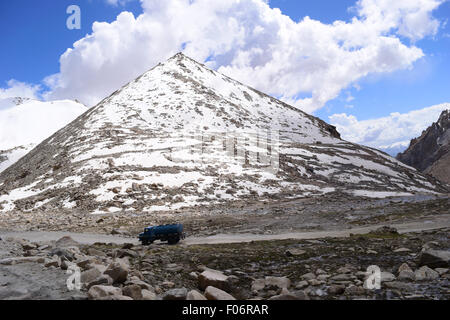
[2,214,449,246]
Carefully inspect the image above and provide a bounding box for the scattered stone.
[104,260,129,284]
[141,289,157,300]
[381,272,396,283]
[204,286,236,300]
[123,284,143,300]
[186,290,207,300]
[328,285,345,295]
[301,273,316,281]
[88,285,122,300]
[418,249,450,268]
[415,266,439,281]
[344,285,366,296]
[198,269,229,291]
[0,256,45,265]
[285,249,306,257]
[264,276,291,289]
[55,236,79,248]
[435,268,448,276]
[295,281,309,289]
[162,288,188,300]
[384,281,414,292]
[394,248,411,253]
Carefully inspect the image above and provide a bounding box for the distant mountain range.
[397,109,450,185]
[0,97,87,173]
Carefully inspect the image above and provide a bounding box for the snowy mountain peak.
[0,54,446,214]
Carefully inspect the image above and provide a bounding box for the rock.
[384,281,414,292]
[295,281,309,289]
[251,279,265,291]
[87,248,107,257]
[198,269,229,291]
[0,256,45,265]
[393,248,411,253]
[81,268,102,284]
[204,286,236,300]
[344,285,366,296]
[418,249,450,268]
[88,285,122,300]
[415,266,439,281]
[381,272,396,283]
[104,260,129,284]
[328,285,345,295]
[398,263,413,273]
[49,248,75,261]
[123,284,143,300]
[44,258,60,268]
[87,275,113,289]
[141,289,157,300]
[127,279,154,291]
[435,268,448,276]
[162,288,188,300]
[264,276,291,289]
[398,270,415,281]
[330,274,354,281]
[336,266,353,274]
[186,290,207,300]
[55,236,80,248]
[285,249,306,257]
[370,226,398,235]
[301,273,316,281]
[97,295,133,301]
[188,272,198,280]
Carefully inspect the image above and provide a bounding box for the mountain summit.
[397,109,450,185]
[0,53,446,214]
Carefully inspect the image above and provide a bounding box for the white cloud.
[0,99,87,151]
[41,0,446,112]
[329,103,450,155]
[0,80,41,100]
[104,0,135,6]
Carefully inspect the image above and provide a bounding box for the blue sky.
[1,0,449,153]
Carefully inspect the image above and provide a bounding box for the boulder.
[328,285,345,295]
[123,284,143,300]
[162,288,188,300]
[0,256,45,265]
[55,236,80,248]
[141,289,157,300]
[285,249,306,257]
[415,266,439,281]
[198,269,229,291]
[381,272,396,283]
[186,290,207,300]
[419,249,450,268]
[88,285,122,300]
[204,286,236,300]
[87,275,113,289]
[81,268,102,284]
[104,260,129,284]
[264,276,291,289]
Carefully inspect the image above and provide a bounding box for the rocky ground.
[0,193,448,237]
[0,225,448,300]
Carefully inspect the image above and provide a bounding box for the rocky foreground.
[0,226,448,300]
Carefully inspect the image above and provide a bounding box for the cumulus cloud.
[329,103,450,155]
[0,80,41,100]
[42,0,446,112]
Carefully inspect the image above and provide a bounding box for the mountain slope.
[0,53,446,214]
[0,97,87,174]
[397,109,450,184]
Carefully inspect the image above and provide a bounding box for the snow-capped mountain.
[0,97,87,173]
[0,53,446,214]
[397,109,450,184]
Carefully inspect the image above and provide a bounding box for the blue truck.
[138,224,185,245]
